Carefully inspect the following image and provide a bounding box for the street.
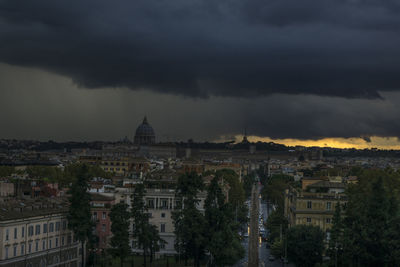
[232,185,294,267]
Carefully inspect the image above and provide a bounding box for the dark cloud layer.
[1,0,400,98]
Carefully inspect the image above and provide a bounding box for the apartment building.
[284,184,347,233]
[90,194,114,250]
[0,199,81,267]
[118,187,207,256]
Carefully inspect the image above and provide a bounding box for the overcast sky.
[1,0,400,147]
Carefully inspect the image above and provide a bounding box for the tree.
[266,209,288,245]
[214,169,248,226]
[243,173,255,198]
[172,172,206,267]
[270,239,283,259]
[145,224,165,264]
[328,202,343,266]
[109,203,131,267]
[340,171,400,266]
[67,164,95,267]
[64,163,110,185]
[131,183,164,267]
[0,166,15,177]
[261,174,294,209]
[287,225,325,267]
[205,177,244,266]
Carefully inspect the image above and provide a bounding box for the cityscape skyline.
[2,1,400,149]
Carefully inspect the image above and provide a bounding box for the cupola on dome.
[134,116,155,145]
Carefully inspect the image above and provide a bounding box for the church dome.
[134,116,156,145]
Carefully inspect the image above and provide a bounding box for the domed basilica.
[134,116,156,145]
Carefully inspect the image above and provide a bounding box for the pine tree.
[109,203,131,267]
[67,164,94,267]
[131,183,164,267]
[286,225,325,267]
[328,202,343,266]
[172,172,206,267]
[205,177,244,266]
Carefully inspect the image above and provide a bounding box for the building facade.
[284,185,347,233]
[0,201,81,267]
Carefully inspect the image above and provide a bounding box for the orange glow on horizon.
[219,135,400,150]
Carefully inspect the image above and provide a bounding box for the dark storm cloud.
[2,63,400,142]
[240,92,400,140]
[1,0,400,99]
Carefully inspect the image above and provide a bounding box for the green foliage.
[109,203,131,267]
[64,163,110,184]
[214,169,248,225]
[0,166,15,177]
[22,163,110,186]
[243,172,255,198]
[131,183,164,265]
[266,209,288,245]
[205,177,244,266]
[270,238,283,258]
[173,172,206,267]
[287,225,325,267]
[67,164,95,266]
[261,174,293,208]
[327,202,343,266]
[335,169,400,266]
[67,164,94,242]
[215,169,245,207]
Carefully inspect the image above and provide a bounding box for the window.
[161,199,168,209]
[326,218,332,224]
[42,240,46,250]
[56,237,59,247]
[93,212,98,220]
[147,199,155,209]
[160,224,166,233]
[28,242,32,253]
[326,202,332,210]
[5,246,8,259]
[35,225,40,235]
[102,212,106,219]
[56,222,60,231]
[14,228,17,239]
[161,213,166,218]
[160,242,165,249]
[307,201,312,209]
[28,226,34,236]
[13,245,17,257]
[35,240,39,251]
[21,244,25,255]
[67,234,72,244]
[49,223,54,232]
[21,227,25,238]
[43,224,47,233]
[102,224,106,232]
[5,229,9,241]
[49,239,52,249]
[62,236,65,246]
[306,217,312,223]
[62,221,67,230]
